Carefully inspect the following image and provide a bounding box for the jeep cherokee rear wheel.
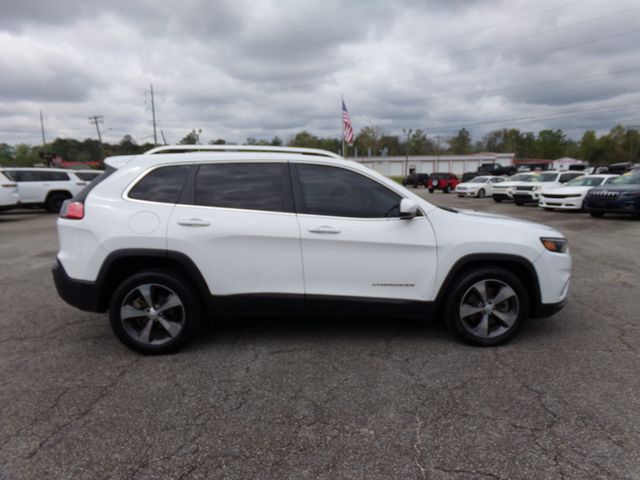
[109,270,201,354]
[444,268,528,346]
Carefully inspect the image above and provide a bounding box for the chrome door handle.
[177,218,210,227]
[308,225,341,234]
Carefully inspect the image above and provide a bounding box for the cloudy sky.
[1,0,639,146]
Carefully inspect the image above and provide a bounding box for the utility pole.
[39,111,46,146]
[150,84,158,146]
[161,130,167,145]
[402,128,413,178]
[88,115,104,162]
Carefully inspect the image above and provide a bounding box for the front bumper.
[512,192,540,204]
[532,297,568,318]
[492,192,511,201]
[539,196,583,210]
[584,197,640,214]
[456,190,478,197]
[52,259,104,312]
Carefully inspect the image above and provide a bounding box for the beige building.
[353,153,515,176]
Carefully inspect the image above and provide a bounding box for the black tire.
[493,197,503,203]
[443,186,450,194]
[413,183,419,188]
[477,188,486,198]
[589,212,604,218]
[428,189,434,194]
[514,201,525,206]
[45,192,70,213]
[109,270,202,354]
[543,208,554,212]
[443,267,528,347]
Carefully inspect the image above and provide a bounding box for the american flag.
[342,98,354,144]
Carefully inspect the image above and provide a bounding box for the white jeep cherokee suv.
[0,167,89,212]
[53,146,571,354]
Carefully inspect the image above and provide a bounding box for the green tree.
[179,129,202,145]
[209,139,226,145]
[288,130,322,149]
[535,129,567,159]
[448,128,472,154]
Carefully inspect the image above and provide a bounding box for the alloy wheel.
[458,279,519,339]
[120,283,185,346]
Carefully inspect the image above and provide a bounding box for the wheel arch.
[434,254,541,317]
[95,249,210,312]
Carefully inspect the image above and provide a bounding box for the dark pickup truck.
[402,173,430,188]
[478,163,517,176]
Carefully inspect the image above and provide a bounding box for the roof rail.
[143,144,343,159]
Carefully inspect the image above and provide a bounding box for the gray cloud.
[0,0,639,146]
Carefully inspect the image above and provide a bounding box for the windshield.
[509,174,534,182]
[565,176,605,187]
[609,173,640,185]
[469,176,490,183]
[530,173,558,182]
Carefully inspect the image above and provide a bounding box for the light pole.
[402,128,413,178]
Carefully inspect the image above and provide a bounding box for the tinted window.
[297,164,402,218]
[559,173,582,183]
[75,171,102,181]
[129,165,190,203]
[42,171,70,181]
[195,163,285,212]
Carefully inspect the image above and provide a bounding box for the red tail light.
[60,201,84,219]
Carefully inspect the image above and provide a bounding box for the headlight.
[541,237,568,253]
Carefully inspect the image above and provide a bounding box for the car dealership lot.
[0,198,639,479]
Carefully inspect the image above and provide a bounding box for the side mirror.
[399,198,418,219]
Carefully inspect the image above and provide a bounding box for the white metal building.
[353,153,515,176]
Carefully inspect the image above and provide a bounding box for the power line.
[426,99,640,133]
[392,67,640,109]
[264,0,590,83]
[286,5,640,92]
[248,29,640,109]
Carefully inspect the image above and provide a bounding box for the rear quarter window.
[128,166,191,204]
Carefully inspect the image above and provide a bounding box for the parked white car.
[0,168,89,212]
[491,173,537,202]
[455,176,506,198]
[539,174,619,211]
[0,171,19,211]
[512,171,585,206]
[53,145,571,354]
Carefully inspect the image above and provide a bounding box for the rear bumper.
[52,259,104,312]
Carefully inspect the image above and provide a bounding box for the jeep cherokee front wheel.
[109,270,202,354]
[444,268,528,346]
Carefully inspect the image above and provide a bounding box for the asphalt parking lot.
[1,195,639,480]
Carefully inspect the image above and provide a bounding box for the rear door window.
[194,163,288,212]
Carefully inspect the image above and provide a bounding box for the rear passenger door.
[167,162,304,310]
